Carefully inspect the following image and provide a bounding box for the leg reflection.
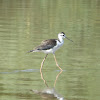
[54,70,63,88]
[32,70,64,100]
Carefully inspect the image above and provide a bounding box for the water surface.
[0,0,99,100]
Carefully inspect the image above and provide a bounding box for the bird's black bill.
[65,37,73,42]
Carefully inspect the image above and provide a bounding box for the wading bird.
[28,32,73,72]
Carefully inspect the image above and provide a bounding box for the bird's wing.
[35,39,57,50]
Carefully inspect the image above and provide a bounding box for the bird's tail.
[27,50,35,53]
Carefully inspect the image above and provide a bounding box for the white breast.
[42,40,64,54]
[52,40,64,53]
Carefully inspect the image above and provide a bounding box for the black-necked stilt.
[28,32,73,72]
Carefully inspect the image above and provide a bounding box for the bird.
[28,32,73,72]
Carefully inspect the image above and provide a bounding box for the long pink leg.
[40,54,48,87]
[53,54,63,71]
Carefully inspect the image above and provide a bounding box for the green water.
[0,0,99,100]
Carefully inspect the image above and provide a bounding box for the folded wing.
[35,39,57,50]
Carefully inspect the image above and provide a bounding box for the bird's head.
[58,32,73,42]
[58,32,66,38]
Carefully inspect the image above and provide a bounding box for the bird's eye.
[63,35,64,36]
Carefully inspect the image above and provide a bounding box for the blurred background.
[0,0,99,100]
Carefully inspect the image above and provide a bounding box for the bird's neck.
[58,37,64,43]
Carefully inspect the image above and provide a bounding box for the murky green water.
[0,0,99,100]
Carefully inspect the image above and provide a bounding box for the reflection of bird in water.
[32,88,65,100]
[28,32,73,71]
[31,70,65,100]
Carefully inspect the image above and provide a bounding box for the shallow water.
[0,0,99,100]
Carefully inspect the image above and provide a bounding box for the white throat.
[58,35,64,43]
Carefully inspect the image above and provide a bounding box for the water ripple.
[0,69,39,74]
